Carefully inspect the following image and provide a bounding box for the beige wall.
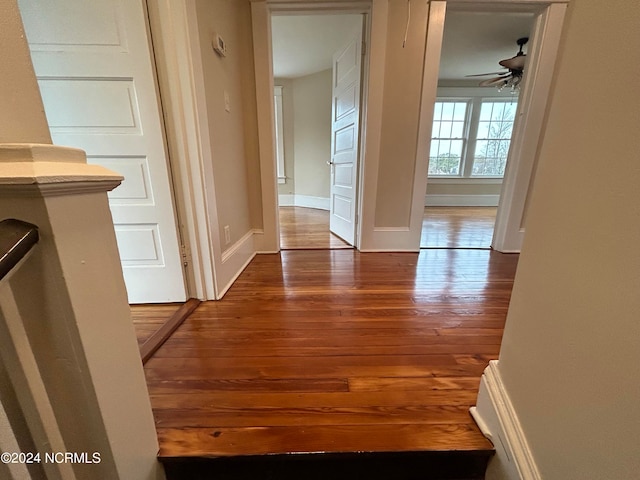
[292,69,332,199]
[0,0,50,144]
[194,0,259,245]
[275,77,295,195]
[374,0,429,227]
[496,1,640,478]
[275,70,333,200]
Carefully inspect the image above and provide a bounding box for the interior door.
[329,20,364,246]
[18,0,187,303]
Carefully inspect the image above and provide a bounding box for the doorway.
[421,8,535,250]
[271,14,363,250]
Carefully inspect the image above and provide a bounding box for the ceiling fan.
[467,37,529,92]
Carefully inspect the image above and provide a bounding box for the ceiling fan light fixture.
[469,37,529,94]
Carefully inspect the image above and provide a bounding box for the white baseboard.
[471,360,541,480]
[278,194,330,210]
[218,229,256,299]
[425,194,500,207]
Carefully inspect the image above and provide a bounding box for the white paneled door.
[19,0,187,303]
[329,20,364,246]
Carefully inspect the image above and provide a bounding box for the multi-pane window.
[429,99,517,178]
[472,102,516,176]
[429,102,468,175]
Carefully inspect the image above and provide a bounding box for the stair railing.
[0,218,76,480]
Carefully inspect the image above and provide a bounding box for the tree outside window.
[472,102,516,176]
[429,99,517,178]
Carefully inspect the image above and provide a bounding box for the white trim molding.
[425,194,500,207]
[274,85,286,185]
[491,3,567,253]
[471,360,541,480]
[218,229,257,298]
[147,0,219,300]
[278,194,330,210]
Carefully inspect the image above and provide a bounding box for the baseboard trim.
[218,230,257,299]
[278,194,330,211]
[471,360,541,480]
[425,194,500,207]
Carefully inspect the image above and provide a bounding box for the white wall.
[489,0,640,478]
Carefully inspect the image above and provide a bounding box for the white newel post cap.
[0,143,123,194]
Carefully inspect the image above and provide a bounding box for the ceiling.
[271,15,361,79]
[271,10,534,83]
[439,11,535,83]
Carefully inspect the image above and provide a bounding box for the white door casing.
[18,0,187,303]
[329,20,364,246]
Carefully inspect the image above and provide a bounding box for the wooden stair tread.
[157,424,493,458]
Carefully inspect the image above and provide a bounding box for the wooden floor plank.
[152,405,476,429]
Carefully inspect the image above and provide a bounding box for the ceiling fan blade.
[479,76,510,87]
[465,71,509,78]
[499,55,526,70]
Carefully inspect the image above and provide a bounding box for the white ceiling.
[439,11,535,82]
[271,11,534,83]
[271,15,361,79]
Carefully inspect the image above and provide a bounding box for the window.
[429,98,517,178]
[429,101,468,175]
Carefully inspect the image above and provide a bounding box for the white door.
[329,21,364,246]
[18,0,187,303]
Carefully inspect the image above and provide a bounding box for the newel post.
[0,144,165,479]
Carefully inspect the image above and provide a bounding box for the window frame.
[429,98,472,176]
[429,95,518,179]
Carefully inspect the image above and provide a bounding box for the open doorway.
[271,14,362,250]
[421,9,535,249]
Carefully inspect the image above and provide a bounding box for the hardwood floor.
[421,207,497,249]
[144,249,519,459]
[279,206,352,250]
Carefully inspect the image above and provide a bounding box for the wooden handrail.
[0,219,39,281]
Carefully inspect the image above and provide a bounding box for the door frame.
[251,0,382,253]
[416,0,568,253]
[146,0,220,299]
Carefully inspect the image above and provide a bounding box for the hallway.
[143,248,519,459]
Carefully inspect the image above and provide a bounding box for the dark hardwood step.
[161,450,492,480]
